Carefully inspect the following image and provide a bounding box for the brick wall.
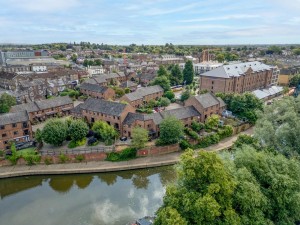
[137,143,180,157]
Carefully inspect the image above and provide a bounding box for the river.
[0,166,176,225]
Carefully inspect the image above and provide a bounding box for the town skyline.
[1,0,300,45]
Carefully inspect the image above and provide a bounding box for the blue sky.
[0,0,300,45]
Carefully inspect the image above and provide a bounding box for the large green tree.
[183,60,194,85]
[42,119,68,146]
[289,74,300,87]
[157,65,169,77]
[68,119,89,142]
[158,116,184,145]
[0,93,16,113]
[131,127,149,149]
[92,121,118,144]
[170,64,183,85]
[155,150,240,225]
[254,96,300,156]
[151,76,171,92]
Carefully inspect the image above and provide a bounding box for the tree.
[164,90,175,100]
[0,93,16,113]
[170,64,183,85]
[42,119,68,146]
[92,121,118,144]
[68,119,89,142]
[34,128,43,143]
[289,74,300,87]
[154,207,188,225]
[254,96,300,156]
[131,127,148,149]
[159,97,170,107]
[158,116,184,145]
[151,76,171,92]
[216,53,225,63]
[157,65,169,77]
[115,88,125,97]
[232,146,300,224]
[180,90,190,102]
[205,114,219,128]
[155,149,240,225]
[183,60,194,85]
[124,88,130,94]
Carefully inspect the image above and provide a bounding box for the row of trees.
[154,96,300,225]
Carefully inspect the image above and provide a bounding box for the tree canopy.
[68,119,89,142]
[131,127,149,149]
[170,64,183,85]
[92,121,118,145]
[151,76,171,92]
[183,60,194,85]
[158,116,184,145]
[0,93,16,113]
[42,119,68,146]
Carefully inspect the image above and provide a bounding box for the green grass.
[16,147,37,157]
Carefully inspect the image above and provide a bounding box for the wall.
[137,143,180,157]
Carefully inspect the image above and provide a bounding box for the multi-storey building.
[199,61,274,94]
[0,50,49,65]
[0,111,32,150]
[120,85,164,108]
[10,96,74,123]
[179,61,223,75]
[79,83,115,100]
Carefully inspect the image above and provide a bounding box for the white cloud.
[8,0,80,12]
[145,2,200,16]
[179,14,260,23]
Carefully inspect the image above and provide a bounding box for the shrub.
[106,148,137,162]
[217,125,233,139]
[24,155,41,165]
[7,144,20,165]
[0,150,4,157]
[179,140,191,150]
[68,138,86,148]
[196,133,221,148]
[191,121,204,132]
[59,153,69,163]
[184,128,200,140]
[106,152,120,162]
[75,154,85,162]
[44,156,53,165]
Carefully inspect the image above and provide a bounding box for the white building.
[87,65,104,76]
[270,66,280,86]
[179,61,223,75]
[30,64,47,72]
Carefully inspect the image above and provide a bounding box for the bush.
[59,153,69,163]
[68,138,86,148]
[217,125,233,139]
[196,133,221,148]
[179,140,191,150]
[7,144,20,165]
[75,154,85,162]
[44,156,53,165]
[23,155,41,165]
[184,128,200,140]
[191,121,204,132]
[0,150,4,157]
[155,138,167,146]
[106,148,137,162]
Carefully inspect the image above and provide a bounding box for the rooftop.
[79,83,109,93]
[124,85,163,101]
[193,93,220,108]
[0,111,29,126]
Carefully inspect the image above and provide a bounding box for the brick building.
[10,96,74,123]
[185,93,226,122]
[79,83,115,100]
[120,85,164,108]
[199,61,274,94]
[0,111,32,150]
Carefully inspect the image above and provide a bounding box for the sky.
[0,0,300,45]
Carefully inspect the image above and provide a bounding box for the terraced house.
[10,96,73,123]
[0,111,32,150]
[79,83,115,100]
[120,85,164,108]
[199,61,275,94]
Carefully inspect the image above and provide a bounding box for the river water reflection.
[0,166,176,225]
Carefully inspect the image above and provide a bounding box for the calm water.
[0,166,176,225]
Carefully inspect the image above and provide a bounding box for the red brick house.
[79,83,115,100]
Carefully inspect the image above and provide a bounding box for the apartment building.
[0,111,32,150]
[199,61,274,94]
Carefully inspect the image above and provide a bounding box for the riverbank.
[0,127,253,179]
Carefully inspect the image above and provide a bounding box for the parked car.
[120,137,128,141]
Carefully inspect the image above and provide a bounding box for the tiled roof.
[161,106,200,120]
[80,98,128,116]
[193,93,220,108]
[0,111,29,126]
[11,102,39,113]
[217,97,226,108]
[124,85,163,101]
[201,61,271,78]
[79,83,108,93]
[120,80,138,88]
[35,96,73,110]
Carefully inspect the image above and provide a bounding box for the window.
[2,133,7,137]
[0,125,4,130]
[212,81,214,84]
[12,123,17,128]
[14,131,18,135]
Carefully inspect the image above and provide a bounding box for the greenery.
[68,119,89,142]
[183,60,194,85]
[216,125,233,139]
[184,128,199,140]
[42,119,68,146]
[34,128,43,143]
[157,116,184,145]
[59,153,69,163]
[170,64,183,85]
[131,127,149,149]
[44,156,53,165]
[60,88,80,99]
[75,154,85,162]
[180,90,190,102]
[216,92,263,124]
[151,76,171,92]
[83,59,102,67]
[232,134,260,150]
[196,133,221,148]
[179,140,191,150]
[68,138,86,148]
[157,65,169,77]
[92,121,118,145]
[289,74,300,87]
[106,148,137,162]
[0,93,16,113]
[205,114,219,129]
[164,90,175,100]
[254,96,300,157]
[191,120,204,132]
[159,97,171,107]
[6,143,20,165]
[23,154,41,165]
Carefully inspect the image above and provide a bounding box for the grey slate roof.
[201,61,271,78]
[124,85,163,101]
[217,97,226,108]
[161,106,200,120]
[0,111,29,126]
[123,112,145,125]
[71,103,84,114]
[193,93,220,108]
[35,96,73,110]
[79,83,108,93]
[11,102,39,113]
[80,98,127,116]
[120,80,138,88]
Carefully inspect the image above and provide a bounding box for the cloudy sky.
[0,0,300,45]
